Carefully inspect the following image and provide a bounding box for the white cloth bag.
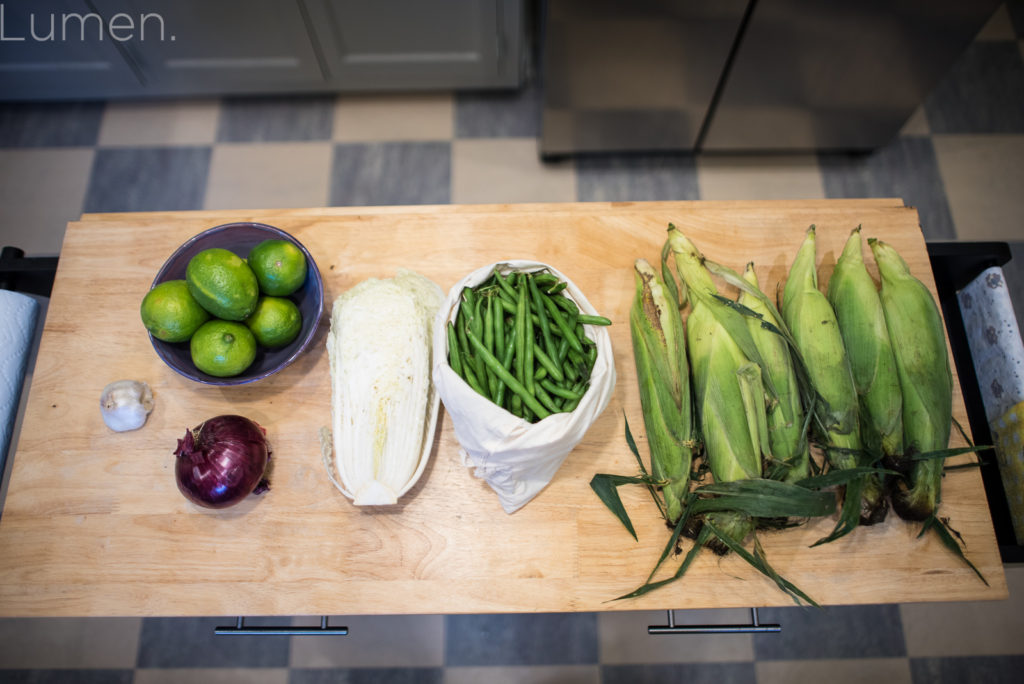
[431,261,615,513]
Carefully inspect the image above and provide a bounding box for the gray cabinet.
[0,0,523,101]
[0,0,143,100]
[306,0,522,90]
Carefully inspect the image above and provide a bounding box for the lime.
[190,320,257,377]
[248,239,307,296]
[141,280,210,343]
[245,296,302,348]
[185,248,259,321]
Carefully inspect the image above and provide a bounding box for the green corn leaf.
[910,445,993,462]
[797,467,899,490]
[590,474,640,540]
[660,237,681,308]
[812,476,865,546]
[614,526,712,601]
[624,415,669,520]
[920,514,988,586]
[646,500,695,583]
[703,519,818,607]
[690,479,836,518]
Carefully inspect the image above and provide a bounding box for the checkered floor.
[2,3,1024,683]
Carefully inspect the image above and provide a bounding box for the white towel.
[0,289,40,464]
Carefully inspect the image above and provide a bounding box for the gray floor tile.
[136,617,290,668]
[444,613,598,667]
[576,154,699,202]
[600,663,756,684]
[289,668,443,684]
[818,138,955,240]
[83,147,210,213]
[329,142,450,206]
[455,78,541,138]
[0,671,133,684]
[218,96,334,143]
[0,102,104,148]
[924,42,1024,134]
[752,604,906,660]
[0,617,140,669]
[909,655,1024,684]
[444,665,599,684]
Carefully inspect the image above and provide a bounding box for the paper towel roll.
[0,289,40,465]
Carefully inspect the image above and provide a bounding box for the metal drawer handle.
[648,607,780,634]
[215,615,349,636]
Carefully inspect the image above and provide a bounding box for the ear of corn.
[828,227,904,466]
[782,226,887,532]
[869,238,953,521]
[740,263,810,482]
[669,229,761,552]
[630,259,694,524]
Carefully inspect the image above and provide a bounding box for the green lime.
[248,239,307,296]
[185,248,259,321]
[190,320,257,377]
[141,280,210,343]
[245,296,302,348]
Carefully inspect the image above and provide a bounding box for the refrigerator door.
[702,0,1002,151]
[540,0,748,157]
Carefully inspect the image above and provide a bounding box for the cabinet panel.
[92,0,326,95]
[307,0,522,91]
[0,0,142,100]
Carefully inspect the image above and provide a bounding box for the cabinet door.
[305,0,522,91]
[92,0,326,96]
[0,0,142,100]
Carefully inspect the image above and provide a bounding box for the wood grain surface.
[0,199,1007,617]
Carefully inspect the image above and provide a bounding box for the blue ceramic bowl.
[148,222,324,386]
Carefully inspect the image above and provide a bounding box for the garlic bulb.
[100,380,154,432]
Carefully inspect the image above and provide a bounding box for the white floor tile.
[334,93,453,142]
[756,658,913,684]
[598,610,755,664]
[204,142,331,210]
[932,134,1024,242]
[444,665,599,684]
[0,148,93,255]
[134,669,288,684]
[98,99,220,147]
[451,138,575,204]
[289,614,444,668]
[696,155,825,201]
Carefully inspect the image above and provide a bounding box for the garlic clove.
[100,380,154,432]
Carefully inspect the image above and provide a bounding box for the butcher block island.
[0,199,1008,618]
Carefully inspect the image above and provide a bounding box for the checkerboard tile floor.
[2,4,1024,683]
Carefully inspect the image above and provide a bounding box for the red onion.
[174,415,271,509]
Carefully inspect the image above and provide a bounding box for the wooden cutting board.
[0,199,1007,617]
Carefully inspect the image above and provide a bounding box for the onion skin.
[174,415,271,509]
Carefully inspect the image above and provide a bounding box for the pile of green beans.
[446,269,612,423]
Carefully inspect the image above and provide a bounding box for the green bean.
[496,336,515,408]
[462,286,477,314]
[532,345,565,383]
[577,314,612,326]
[543,294,584,354]
[545,281,568,295]
[484,296,497,399]
[528,274,559,367]
[533,383,561,415]
[553,294,579,316]
[556,336,569,366]
[533,272,559,288]
[541,379,582,400]
[524,281,535,396]
[447,322,463,377]
[465,327,550,420]
[461,357,488,398]
[494,270,518,300]
[534,365,548,382]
